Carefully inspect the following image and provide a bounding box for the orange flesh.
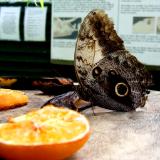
[0,89,28,110]
[0,106,89,145]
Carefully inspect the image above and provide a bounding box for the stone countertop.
[0,90,160,160]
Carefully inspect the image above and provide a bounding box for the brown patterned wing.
[74,9,152,111]
[74,9,125,85]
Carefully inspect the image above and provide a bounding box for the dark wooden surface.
[0,90,160,160]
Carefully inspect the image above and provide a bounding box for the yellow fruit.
[0,105,90,160]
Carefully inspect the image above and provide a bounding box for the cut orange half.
[0,105,90,160]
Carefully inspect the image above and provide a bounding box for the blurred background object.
[0,0,160,91]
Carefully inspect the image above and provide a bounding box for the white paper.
[51,0,118,62]
[51,0,160,66]
[0,7,21,41]
[24,7,47,41]
[118,0,160,66]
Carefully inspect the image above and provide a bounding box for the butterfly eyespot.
[115,82,129,97]
[92,67,102,78]
[108,69,117,77]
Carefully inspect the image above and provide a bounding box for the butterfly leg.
[41,91,92,112]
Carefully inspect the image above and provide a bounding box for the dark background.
[0,2,52,78]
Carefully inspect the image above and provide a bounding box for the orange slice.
[0,88,28,110]
[0,78,17,87]
[0,105,90,160]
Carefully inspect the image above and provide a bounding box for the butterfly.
[43,9,152,112]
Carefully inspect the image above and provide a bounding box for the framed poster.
[51,0,160,66]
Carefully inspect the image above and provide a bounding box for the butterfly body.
[43,9,152,112]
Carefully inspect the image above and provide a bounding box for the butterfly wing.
[74,9,125,85]
[74,9,152,111]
